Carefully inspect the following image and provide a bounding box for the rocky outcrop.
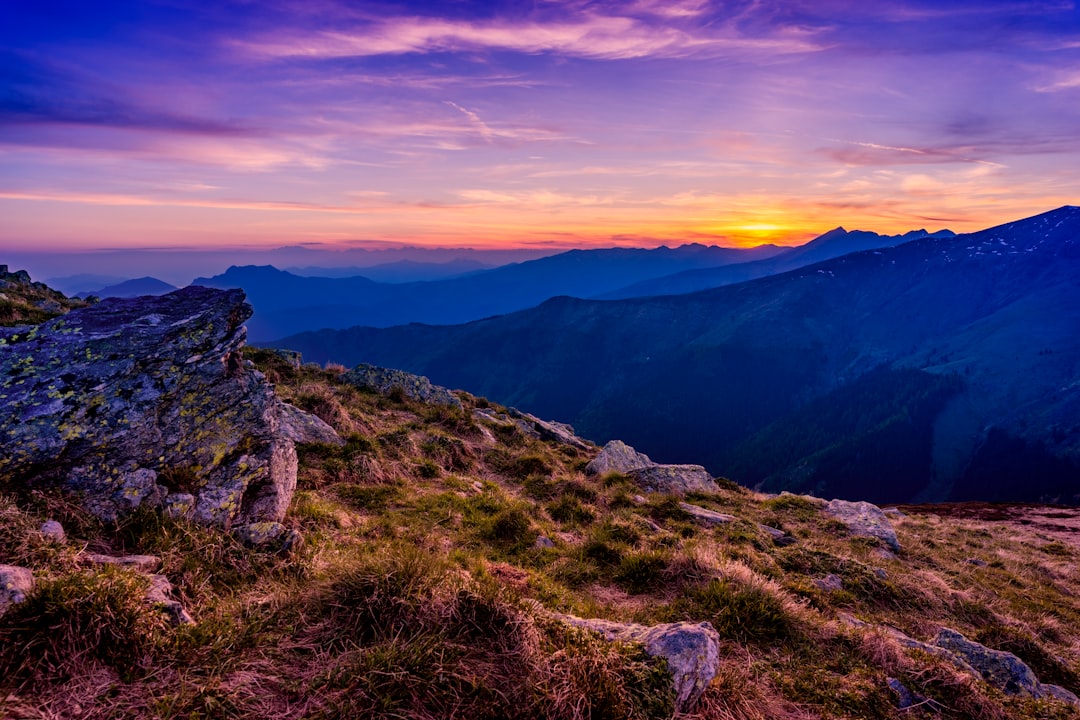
[0,265,88,326]
[0,287,338,528]
[586,440,719,495]
[678,502,737,525]
[586,440,654,475]
[342,363,462,409]
[0,564,33,616]
[824,499,901,552]
[474,407,592,450]
[556,613,721,713]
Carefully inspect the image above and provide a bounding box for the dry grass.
[3,351,1080,718]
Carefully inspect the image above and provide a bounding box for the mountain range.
[194,243,784,341]
[272,206,1080,505]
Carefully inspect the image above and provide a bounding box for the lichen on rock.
[0,286,338,528]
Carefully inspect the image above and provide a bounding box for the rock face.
[0,287,338,528]
[558,614,721,713]
[824,499,901,552]
[0,564,34,615]
[342,363,462,409]
[586,440,719,495]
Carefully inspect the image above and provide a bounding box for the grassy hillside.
[3,351,1080,719]
[0,265,90,327]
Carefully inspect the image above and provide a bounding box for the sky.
[3,0,1080,259]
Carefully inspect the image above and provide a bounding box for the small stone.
[886,677,923,709]
[39,520,65,543]
[679,502,737,525]
[84,553,162,573]
[234,521,301,552]
[965,557,988,567]
[535,536,555,549]
[874,568,888,580]
[146,574,194,625]
[814,574,844,592]
[0,565,34,615]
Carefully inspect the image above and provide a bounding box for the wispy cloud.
[238,13,822,62]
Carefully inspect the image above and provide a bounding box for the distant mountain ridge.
[602,227,955,299]
[77,276,177,299]
[195,243,785,342]
[272,206,1080,505]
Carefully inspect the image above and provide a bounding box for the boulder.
[341,363,462,409]
[0,287,339,528]
[557,614,721,713]
[814,574,844,592]
[0,564,34,615]
[932,628,1041,697]
[234,521,301,551]
[586,440,653,476]
[628,465,719,495]
[824,499,901,552]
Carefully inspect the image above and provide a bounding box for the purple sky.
[3,0,1079,259]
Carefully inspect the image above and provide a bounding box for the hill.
[3,283,1080,718]
[0,264,90,326]
[77,276,178,299]
[194,244,782,342]
[602,227,955,299]
[4,341,1080,718]
[274,206,1080,504]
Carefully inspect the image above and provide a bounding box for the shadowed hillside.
[274,206,1080,504]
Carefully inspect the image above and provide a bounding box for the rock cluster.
[342,363,463,409]
[0,287,338,529]
[586,440,719,495]
[473,406,591,449]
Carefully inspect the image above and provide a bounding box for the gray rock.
[39,519,65,543]
[886,677,923,710]
[628,464,719,495]
[557,614,720,713]
[932,628,1041,697]
[506,408,590,450]
[83,553,162,573]
[342,363,462,409]
[1042,684,1080,707]
[277,401,345,446]
[679,502,737,525]
[814,574,844,592]
[824,499,901,552]
[146,574,194,625]
[0,287,330,528]
[586,440,718,494]
[585,440,654,476]
[233,521,301,552]
[163,492,196,519]
[535,536,555,549]
[0,564,34,615]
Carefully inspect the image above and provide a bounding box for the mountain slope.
[274,206,1080,503]
[195,244,783,341]
[602,227,955,300]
